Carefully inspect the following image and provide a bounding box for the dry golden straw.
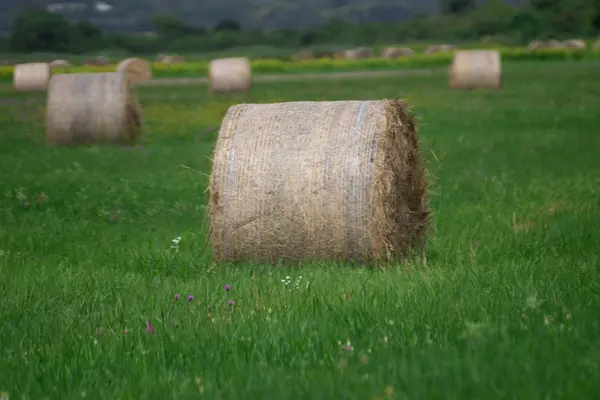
[425,44,455,54]
[208,57,252,93]
[209,100,429,264]
[117,57,152,83]
[381,47,414,59]
[449,50,502,90]
[13,62,52,92]
[562,39,586,49]
[49,59,71,70]
[343,47,373,59]
[46,72,142,146]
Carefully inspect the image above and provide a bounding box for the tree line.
[3,0,599,55]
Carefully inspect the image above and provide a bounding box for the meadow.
[1,46,599,81]
[0,59,599,399]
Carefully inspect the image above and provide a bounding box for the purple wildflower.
[147,320,154,334]
[39,193,47,203]
[124,328,129,335]
[24,202,29,207]
[175,293,181,301]
[228,299,235,307]
[224,284,231,291]
[188,295,194,302]
[344,341,353,352]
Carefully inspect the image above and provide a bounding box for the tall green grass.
[0,60,599,399]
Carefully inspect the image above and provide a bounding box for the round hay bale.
[381,47,414,59]
[562,39,586,49]
[208,57,252,93]
[84,56,111,66]
[425,44,456,54]
[117,57,152,83]
[156,54,185,64]
[13,62,52,92]
[343,47,373,60]
[293,50,315,61]
[49,59,71,69]
[449,50,502,90]
[46,72,142,146]
[209,100,430,264]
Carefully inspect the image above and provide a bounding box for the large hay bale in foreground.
[381,47,414,59]
[46,72,142,146]
[209,100,429,264]
[208,57,252,93]
[449,50,502,90]
[13,62,52,92]
[117,57,152,83]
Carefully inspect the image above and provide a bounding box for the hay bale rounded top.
[117,57,152,83]
[208,57,252,93]
[49,59,71,69]
[209,100,429,264]
[46,72,142,146]
[449,50,502,90]
[13,62,52,92]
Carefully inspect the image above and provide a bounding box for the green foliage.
[8,10,76,52]
[439,0,476,14]
[4,1,600,55]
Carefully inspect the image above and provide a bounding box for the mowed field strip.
[0,60,599,399]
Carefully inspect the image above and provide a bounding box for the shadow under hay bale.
[45,72,142,146]
[14,62,52,92]
[209,100,430,264]
[449,50,502,90]
[117,57,152,83]
[208,57,252,93]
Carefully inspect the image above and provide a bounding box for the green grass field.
[1,60,599,399]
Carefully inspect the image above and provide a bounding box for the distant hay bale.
[84,56,111,66]
[562,39,586,49]
[528,39,564,50]
[208,57,252,93]
[13,62,52,92]
[449,50,502,90]
[49,59,71,70]
[156,54,185,64]
[293,50,315,61]
[209,100,430,264]
[425,44,456,54]
[46,72,142,146]
[343,47,373,60]
[117,57,152,83]
[381,47,414,59]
